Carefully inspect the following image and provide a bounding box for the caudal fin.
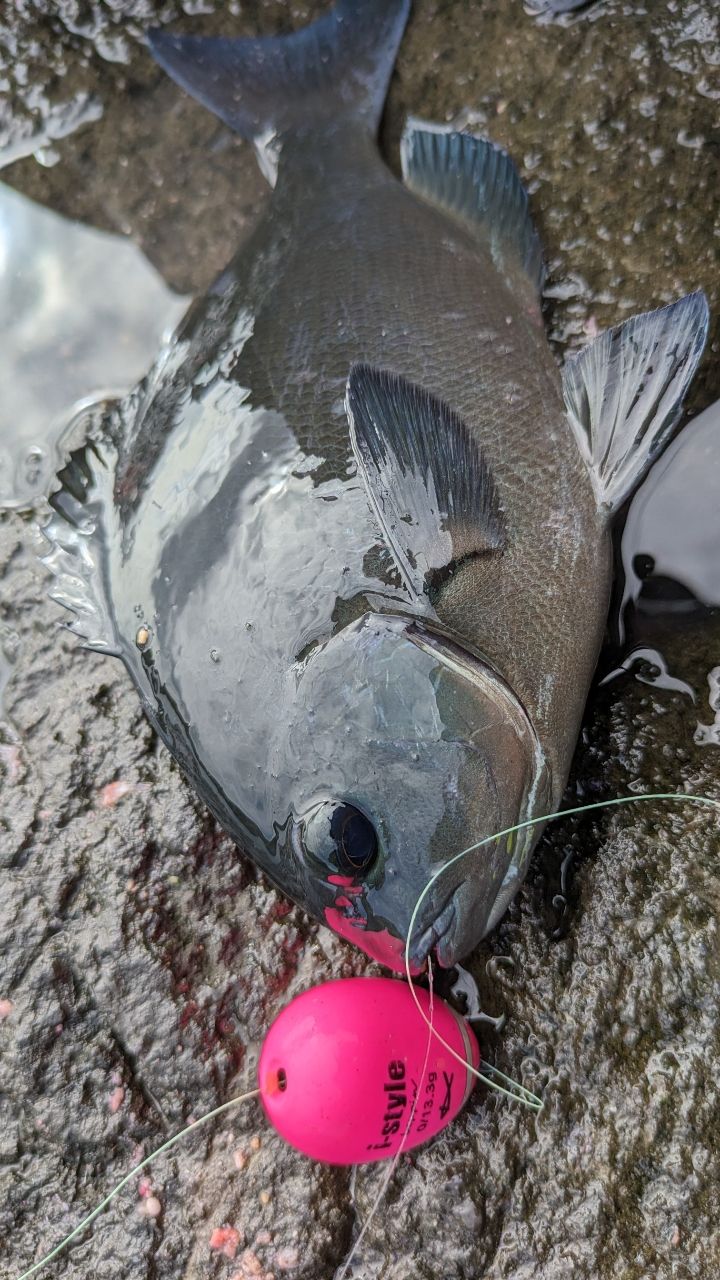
[148,0,410,181]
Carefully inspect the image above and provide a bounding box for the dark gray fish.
[43,0,708,972]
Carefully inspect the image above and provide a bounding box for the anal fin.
[40,439,120,656]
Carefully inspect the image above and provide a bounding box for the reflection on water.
[621,398,720,616]
[606,399,720,741]
[526,0,602,16]
[0,182,187,509]
[600,644,696,701]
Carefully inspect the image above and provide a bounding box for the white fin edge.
[562,291,709,513]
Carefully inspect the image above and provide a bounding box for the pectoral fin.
[563,291,709,513]
[346,363,505,601]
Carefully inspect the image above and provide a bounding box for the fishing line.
[15,1089,261,1280]
[404,791,720,1110]
[15,792,720,1280]
[334,960,437,1280]
[17,985,438,1280]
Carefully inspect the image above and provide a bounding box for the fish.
[42,0,708,973]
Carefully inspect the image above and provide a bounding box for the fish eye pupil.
[330,804,377,873]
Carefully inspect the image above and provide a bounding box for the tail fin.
[148,0,410,180]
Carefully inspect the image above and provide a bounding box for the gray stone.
[1,2,719,1277]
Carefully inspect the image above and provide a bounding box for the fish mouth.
[407,894,459,970]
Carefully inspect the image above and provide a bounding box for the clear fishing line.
[404,791,720,1111]
[14,791,720,1280]
[15,1089,261,1280]
[334,960,437,1280]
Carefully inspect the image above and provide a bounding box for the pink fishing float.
[258,977,479,1164]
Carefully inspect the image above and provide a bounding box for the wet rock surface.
[351,616,720,1279]
[1,2,720,1278]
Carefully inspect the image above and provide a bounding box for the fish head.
[282,612,549,971]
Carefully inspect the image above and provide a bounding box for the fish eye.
[329,804,378,874]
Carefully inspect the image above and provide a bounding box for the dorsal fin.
[346,364,505,601]
[562,291,709,513]
[401,120,544,294]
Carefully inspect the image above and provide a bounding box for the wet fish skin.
[44,0,708,970]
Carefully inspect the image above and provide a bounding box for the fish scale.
[207,133,609,777]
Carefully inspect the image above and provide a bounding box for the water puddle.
[600,646,696,702]
[0,181,187,510]
[526,0,605,22]
[603,397,720,736]
[621,397,720,618]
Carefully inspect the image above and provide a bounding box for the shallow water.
[0,183,186,510]
[1,2,720,1279]
[622,397,720,615]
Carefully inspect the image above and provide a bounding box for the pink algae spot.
[232,1250,264,1277]
[0,999,14,1020]
[139,1196,162,1218]
[583,314,600,339]
[275,1246,300,1271]
[210,1226,242,1259]
[99,780,133,807]
[324,907,421,975]
[108,1086,125,1114]
[138,1178,152,1198]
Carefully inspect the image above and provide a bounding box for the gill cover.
[280,613,547,969]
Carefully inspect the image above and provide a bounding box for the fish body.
[45,0,708,969]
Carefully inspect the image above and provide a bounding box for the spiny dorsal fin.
[401,120,544,295]
[562,291,709,513]
[148,1,410,184]
[346,363,505,601]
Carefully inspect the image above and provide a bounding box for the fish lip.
[408,894,458,970]
[434,911,465,969]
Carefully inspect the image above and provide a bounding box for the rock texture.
[1,2,719,1278]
